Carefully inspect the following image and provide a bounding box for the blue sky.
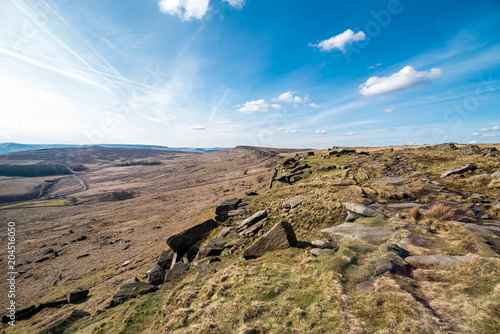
[1,0,499,148]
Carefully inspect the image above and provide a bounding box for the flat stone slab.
[108,282,157,307]
[405,255,473,267]
[243,221,297,258]
[441,165,477,178]
[387,202,422,209]
[310,248,336,257]
[321,223,393,243]
[375,176,409,184]
[345,203,385,217]
[282,195,309,209]
[311,240,335,249]
[462,224,500,237]
[237,210,267,231]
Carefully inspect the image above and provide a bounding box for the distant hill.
[0,143,228,156]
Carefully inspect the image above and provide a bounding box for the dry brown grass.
[425,204,454,220]
[409,205,421,221]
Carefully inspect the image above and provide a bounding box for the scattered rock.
[387,202,422,209]
[441,165,477,178]
[215,198,242,221]
[40,248,54,256]
[282,195,309,209]
[356,277,378,293]
[164,262,189,283]
[67,289,89,303]
[75,235,87,242]
[195,257,221,280]
[346,211,362,222]
[492,171,500,179]
[157,249,174,270]
[239,219,266,237]
[243,221,297,259]
[147,265,166,286]
[345,203,385,217]
[196,240,227,259]
[310,248,336,257]
[35,257,50,263]
[462,224,500,237]
[76,254,89,260]
[108,282,157,307]
[216,227,233,239]
[127,277,140,283]
[245,191,258,196]
[167,219,217,254]
[237,210,267,231]
[311,240,335,249]
[405,255,474,267]
[52,274,62,286]
[375,176,410,184]
[321,223,393,243]
[122,260,130,267]
[400,234,429,247]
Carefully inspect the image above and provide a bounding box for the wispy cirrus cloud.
[315,129,328,134]
[359,66,442,97]
[382,107,396,113]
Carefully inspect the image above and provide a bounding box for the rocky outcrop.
[345,203,385,217]
[321,223,393,243]
[243,221,297,259]
[166,219,217,254]
[311,240,336,249]
[441,164,477,178]
[164,262,189,283]
[462,224,500,237]
[215,198,242,221]
[236,210,267,231]
[108,281,157,308]
[157,249,174,270]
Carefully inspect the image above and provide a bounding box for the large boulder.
[108,282,157,307]
[147,265,166,286]
[236,210,267,231]
[441,164,477,178]
[243,221,297,259]
[66,289,89,304]
[310,248,336,257]
[195,240,227,260]
[166,219,217,254]
[215,198,242,221]
[345,203,385,217]
[321,223,393,243]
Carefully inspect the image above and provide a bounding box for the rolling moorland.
[0,143,499,333]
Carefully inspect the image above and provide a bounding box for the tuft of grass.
[409,205,421,221]
[425,204,453,220]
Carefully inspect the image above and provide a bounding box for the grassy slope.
[9,146,500,334]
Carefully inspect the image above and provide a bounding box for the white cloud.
[479,125,500,132]
[237,99,282,114]
[382,107,396,113]
[472,132,497,137]
[409,141,415,144]
[368,63,382,69]
[315,129,328,134]
[158,0,210,21]
[189,125,206,130]
[359,66,442,96]
[215,119,232,124]
[309,103,322,108]
[310,29,366,52]
[273,91,308,104]
[222,0,245,9]
[342,132,358,136]
[282,129,299,134]
[469,140,478,144]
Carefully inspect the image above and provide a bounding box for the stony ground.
[1,143,500,333]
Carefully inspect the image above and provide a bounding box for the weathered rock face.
[311,240,335,249]
[345,203,385,217]
[195,240,227,260]
[239,220,266,237]
[462,224,500,237]
[147,265,166,286]
[66,289,89,304]
[243,221,297,259]
[166,219,217,254]
[236,210,267,231]
[346,211,362,222]
[321,223,393,243]
[108,282,157,308]
[157,249,174,270]
[215,198,242,221]
[405,255,475,267]
[164,262,189,282]
[282,195,309,209]
[441,164,477,178]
